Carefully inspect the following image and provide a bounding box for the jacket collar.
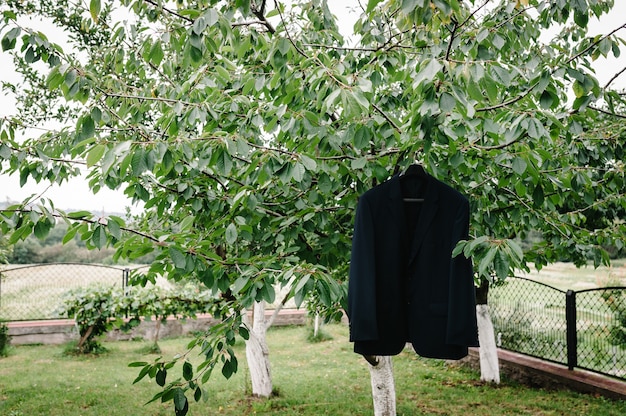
[388,174,439,265]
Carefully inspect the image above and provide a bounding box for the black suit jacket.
[347,173,478,359]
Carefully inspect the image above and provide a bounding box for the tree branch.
[603,65,626,90]
[566,23,626,66]
[265,290,290,329]
[252,0,276,34]
[589,105,626,119]
[143,0,193,23]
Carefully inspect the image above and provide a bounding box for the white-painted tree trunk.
[476,304,500,383]
[245,301,273,397]
[368,356,396,416]
[313,313,320,338]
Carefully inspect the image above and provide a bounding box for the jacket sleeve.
[347,195,379,342]
[446,197,479,347]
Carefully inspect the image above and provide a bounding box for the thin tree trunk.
[368,356,396,416]
[242,291,290,397]
[154,319,161,344]
[244,301,273,397]
[476,280,500,383]
[77,324,94,350]
[314,313,320,338]
[477,304,500,383]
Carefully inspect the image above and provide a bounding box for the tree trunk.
[245,301,273,397]
[476,280,500,383]
[313,313,320,338]
[368,356,396,416]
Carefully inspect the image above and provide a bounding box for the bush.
[0,320,12,357]
[58,283,216,354]
[58,285,124,354]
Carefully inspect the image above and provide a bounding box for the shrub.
[58,285,124,354]
[0,320,10,357]
[58,283,216,354]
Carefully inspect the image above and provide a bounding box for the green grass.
[1,324,625,415]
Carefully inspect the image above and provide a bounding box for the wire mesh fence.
[2,265,625,380]
[0,263,148,321]
[575,287,626,378]
[490,276,626,381]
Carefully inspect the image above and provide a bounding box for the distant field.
[518,259,626,291]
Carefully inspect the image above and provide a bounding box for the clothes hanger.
[400,163,427,202]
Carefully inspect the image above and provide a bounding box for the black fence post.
[123,268,130,295]
[565,290,577,370]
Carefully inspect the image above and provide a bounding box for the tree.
[1,0,625,414]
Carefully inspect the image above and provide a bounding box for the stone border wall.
[6,309,308,345]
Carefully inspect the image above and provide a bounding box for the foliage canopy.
[1,0,625,412]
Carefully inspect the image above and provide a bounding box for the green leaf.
[221,357,237,379]
[239,326,250,340]
[463,235,489,257]
[89,0,101,23]
[539,90,554,109]
[81,115,95,139]
[156,368,167,387]
[149,41,164,66]
[351,157,367,170]
[401,0,421,15]
[128,361,149,368]
[87,144,105,167]
[213,149,233,175]
[573,10,588,28]
[572,80,585,98]
[180,215,196,231]
[366,0,384,13]
[67,211,92,219]
[478,246,497,278]
[493,250,509,280]
[131,148,148,177]
[506,239,524,263]
[107,218,121,240]
[62,225,78,244]
[277,38,291,55]
[225,223,237,245]
[33,220,51,239]
[174,389,188,415]
[511,157,527,175]
[194,387,202,402]
[232,276,248,294]
[413,59,442,87]
[204,8,219,26]
[169,247,187,269]
[132,364,152,384]
[1,27,20,51]
[300,155,317,171]
[439,92,456,113]
[183,361,193,381]
[292,162,305,182]
[353,126,370,150]
[91,224,107,249]
[452,240,466,258]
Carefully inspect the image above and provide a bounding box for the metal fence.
[0,263,147,321]
[490,276,626,381]
[2,264,625,381]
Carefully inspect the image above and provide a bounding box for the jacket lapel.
[406,176,438,266]
[387,176,409,252]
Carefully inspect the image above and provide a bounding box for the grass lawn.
[1,324,625,415]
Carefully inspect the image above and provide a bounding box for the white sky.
[0,1,624,213]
